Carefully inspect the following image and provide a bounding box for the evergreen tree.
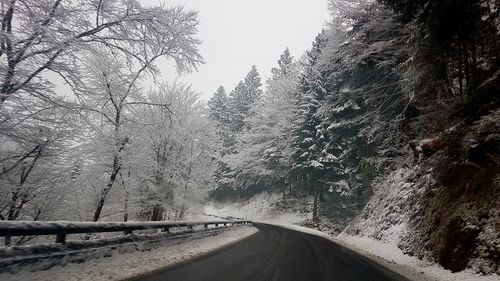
[209,66,263,200]
[290,35,329,222]
[228,65,263,132]
[208,86,235,151]
[306,4,411,224]
[226,49,299,198]
[207,86,229,124]
[271,48,294,78]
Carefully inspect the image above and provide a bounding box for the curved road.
[131,223,410,281]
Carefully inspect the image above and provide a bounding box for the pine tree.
[209,66,263,200]
[208,86,235,152]
[290,35,329,222]
[271,48,294,78]
[228,65,263,132]
[207,86,229,123]
[226,49,299,198]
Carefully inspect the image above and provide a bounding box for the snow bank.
[342,167,421,242]
[0,225,257,281]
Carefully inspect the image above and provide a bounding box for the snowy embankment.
[339,153,500,281]
[337,234,499,281]
[0,225,257,281]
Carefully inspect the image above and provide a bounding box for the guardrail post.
[204,224,208,229]
[188,225,194,232]
[55,234,66,244]
[162,227,170,233]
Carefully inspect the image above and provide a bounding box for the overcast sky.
[152,0,330,100]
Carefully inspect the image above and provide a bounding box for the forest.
[0,0,499,276]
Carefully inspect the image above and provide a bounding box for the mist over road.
[132,223,410,281]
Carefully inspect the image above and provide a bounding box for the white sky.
[151,0,330,100]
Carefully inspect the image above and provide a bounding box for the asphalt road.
[131,223,411,281]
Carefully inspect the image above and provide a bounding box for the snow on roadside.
[260,221,329,237]
[337,234,499,281]
[0,225,258,281]
[204,192,310,224]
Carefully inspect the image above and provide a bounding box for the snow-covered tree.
[132,83,217,221]
[209,66,264,200]
[290,3,410,224]
[271,48,294,77]
[77,43,202,221]
[228,65,263,132]
[289,35,329,221]
[0,104,80,244]
[0,1,204,224]
[226,49,300,198]
[0,1,202,109]
[208,86,229,125]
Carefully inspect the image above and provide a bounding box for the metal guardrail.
[0,220,252,244]
[203,213,246,221]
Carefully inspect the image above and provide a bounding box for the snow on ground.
[0,225,258,281]
[261,221,329,237]
[264,221,498,281]
[337,234,500,281]
[204,192,310,224]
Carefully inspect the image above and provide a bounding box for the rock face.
[345,109,500,275]
[405,157,499,274]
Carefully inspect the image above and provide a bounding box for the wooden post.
[56,234,66,244]
[5,236,11,246]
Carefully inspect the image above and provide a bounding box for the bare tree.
[132,83,217,221]
[80,53,201,221]
[0,0,202,109]
[0,104,77,245]
[0,0,203,222]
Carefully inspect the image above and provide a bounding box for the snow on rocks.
[0,225,258,281]
[342,166,419,242]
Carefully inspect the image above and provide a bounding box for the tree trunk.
[282,188,287,204]
[3,147,43,245]
[312,187,319,222]
[93,164,119,222]
[458,44,464,102]
[92,137,128,222]
[151,205,163,221]
[122,175,129,222]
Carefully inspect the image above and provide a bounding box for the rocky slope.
[345,109,500,275]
